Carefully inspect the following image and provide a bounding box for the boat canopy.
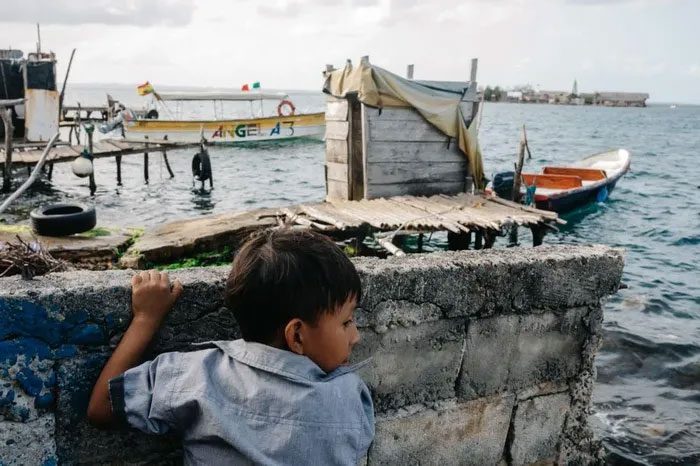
[155,91,288,102]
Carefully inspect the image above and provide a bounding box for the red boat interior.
[521,167,607,190]
[542,167,607,180]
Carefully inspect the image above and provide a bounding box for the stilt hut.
[323,56,483,201]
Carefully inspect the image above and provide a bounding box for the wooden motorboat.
[488,149,631,213]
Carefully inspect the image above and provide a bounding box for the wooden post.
[47,163,53,180]
[144,135,149,184]
[447,231,471,250]
[469,58,479,122]
[1,108,13,193]
[474,230,484,250]
[469,58,478,83]
[86,125,97,196]
[484,230,497,249]
[509,125,528,246]
[530,224,546,247]
[162,135,174,178]
[116,155,122,186]
[406,64,414,80]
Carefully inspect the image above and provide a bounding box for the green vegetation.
[483,86,504,102]
[0,224,30,234]
[80,227,112,238]
[156,245,234,270]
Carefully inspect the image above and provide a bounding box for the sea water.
[1,86,698,465]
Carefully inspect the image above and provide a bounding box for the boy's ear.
[284,319,304,355]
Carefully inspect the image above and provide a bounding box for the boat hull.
[124,112,325,144]
[533,150,630,213]
[534,176,622,213]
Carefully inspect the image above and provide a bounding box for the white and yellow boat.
[122,91,325,144]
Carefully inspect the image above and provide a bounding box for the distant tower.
[572,79,578,96]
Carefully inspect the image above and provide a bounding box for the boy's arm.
[87,270,182,427]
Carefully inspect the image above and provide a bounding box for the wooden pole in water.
[1,107,13,193]
[115,155,122,185]
[162,135,174,178]
[87,126,97,196]
[512,125,527,203]
[144,135,149,184]
[508,125,528,246]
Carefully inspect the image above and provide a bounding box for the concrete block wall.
[0,244,623,465]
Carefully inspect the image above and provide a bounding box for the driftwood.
[0,132,60,213]
[0,235,72,279]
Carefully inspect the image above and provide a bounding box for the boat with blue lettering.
[118,89,325,144]
[488,149,631,213]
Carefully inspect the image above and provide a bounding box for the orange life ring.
[277,99,296,117]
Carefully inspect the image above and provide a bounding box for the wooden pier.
[1,135,198,194]
[2,138,195,167]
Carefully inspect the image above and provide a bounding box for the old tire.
[30,203,97,237]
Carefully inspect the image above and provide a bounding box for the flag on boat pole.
[241,82,261,91]
[137,81,154,96]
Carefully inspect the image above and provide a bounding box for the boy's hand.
[131,270,183,329]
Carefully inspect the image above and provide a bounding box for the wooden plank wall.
[363,106,474,199]
[325,97,350,201]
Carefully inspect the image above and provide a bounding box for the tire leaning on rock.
[30,203,97,237]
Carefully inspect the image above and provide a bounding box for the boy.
[87,229,374,465]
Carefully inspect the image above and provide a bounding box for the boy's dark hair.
[225,228,361,344]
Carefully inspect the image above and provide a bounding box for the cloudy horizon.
[2,0,698,103]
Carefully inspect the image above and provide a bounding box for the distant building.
[536,90,570,104]
[506,90,523,102]
[593,92,649,107]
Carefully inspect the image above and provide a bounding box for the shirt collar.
[211,339,370,382]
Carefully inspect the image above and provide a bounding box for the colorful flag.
[241,84,250,91]
[252,82,261,89]
[137,81,154,96]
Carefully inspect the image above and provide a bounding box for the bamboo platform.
[1,138,197,167]
[119,193,562,268]
[276,193,561,232]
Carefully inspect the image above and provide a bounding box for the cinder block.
[368,395,515,465]
[353,319,466,412]
[509,392,571,466]
[457,308,589,400]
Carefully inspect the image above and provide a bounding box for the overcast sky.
[2,0,698,103]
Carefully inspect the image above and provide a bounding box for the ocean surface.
[1,85,699,465]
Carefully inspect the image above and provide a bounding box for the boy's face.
[301,297,360,373]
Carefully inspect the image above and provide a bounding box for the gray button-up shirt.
[109,339,375,465]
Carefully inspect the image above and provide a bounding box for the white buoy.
[71,155,94,178]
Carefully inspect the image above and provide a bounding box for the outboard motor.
[491,171,515,200]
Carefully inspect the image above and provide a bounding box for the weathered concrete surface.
[0,245,623,465]
[457,307,590,400]
[509,392,571,466]
[354,318,466,411]
[369,395,515,466]
[357,244,623,319]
